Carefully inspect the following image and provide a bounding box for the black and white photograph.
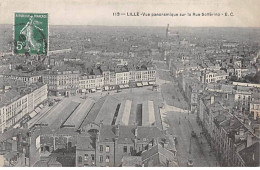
[0,0,260,167]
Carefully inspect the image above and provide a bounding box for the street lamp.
[189,136,192,154]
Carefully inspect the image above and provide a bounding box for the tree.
[243,74,255,83]
[15,65,23,70]
[36,64,46,71]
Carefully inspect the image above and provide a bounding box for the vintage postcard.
[0,0,260,167]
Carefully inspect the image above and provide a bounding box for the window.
[91,154,95,161]
[130,146,133,153]
[106,146,110,153]
[123,146,127,153]
[99,156,103,163]
[84,154,88,160]
[100,145,103,152]
[78,156,82,163]
[106,156,110,163]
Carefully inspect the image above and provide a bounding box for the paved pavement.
[154,62,218,167]
[156,69,188,110]
[165,111,218,167]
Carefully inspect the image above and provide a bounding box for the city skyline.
[0,0,260,167]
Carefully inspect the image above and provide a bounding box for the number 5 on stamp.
[14,13,48,55]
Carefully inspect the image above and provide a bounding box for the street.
[166,110,218,166]
[155,62,218,167]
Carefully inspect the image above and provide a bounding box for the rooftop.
[141,143,177,167]
[0,80,46,108]
[239,142,260,167]
[121,156,142,167]
[76,136,95,151]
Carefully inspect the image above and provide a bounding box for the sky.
[0,0,260,27]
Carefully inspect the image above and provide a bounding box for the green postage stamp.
[14,13,48,55]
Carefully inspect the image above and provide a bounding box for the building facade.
[0,84,48,133]
[42,69,80,96]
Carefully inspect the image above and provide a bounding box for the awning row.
[29,111,37,118]
[119,84,130,89]
[137,83,143,87]
[137,82,155,86]
[29,106,43,119]
[143,82,149,86]
[84,82,156,91]
[35,107,41,113]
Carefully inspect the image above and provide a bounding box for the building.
[238,142,260,167]
[79,69,104,93]
[178,72,204,112]
[234,86,253,113]
[43,61,156,95]
[112,58,128,66]
[250,93,260,120]
[212,114,259,167]
[77,123,177,167]
[141,141,177,167]
[204,70,216,83]
[115,66,130,85]
[0,80,47,133]
[2,70,42,85]
[76,136,95,167]
[101,63,156,89]
[197,91,236,142]
[215,70,229,82]
[169,61,186,78]
[42,67,80,96]
[197,88,260,167]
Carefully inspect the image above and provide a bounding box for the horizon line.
[0,23,260,28]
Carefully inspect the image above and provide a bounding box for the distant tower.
[166,24,170,38]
